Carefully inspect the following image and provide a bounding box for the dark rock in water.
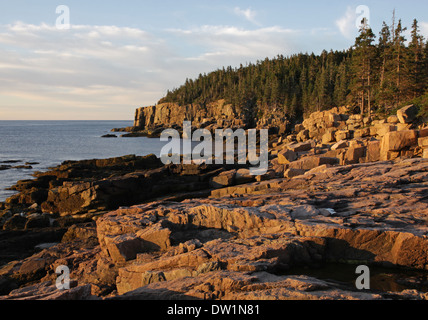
[120,132,148,138]
[25,162,40,165]
[12,165,33,170]
[101,134,117,138]
[0,165,12,171]
[111,126,135,132]
[0,160,22,164]
[4,154,163,210]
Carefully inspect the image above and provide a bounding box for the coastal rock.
[3,215,27,231]
[284,168,306,178]
[1,155,428,300]
[381,130,418,151]
[288,156,339,171]
[288,142,312,153]
[209,170,236,189]
[132,100,264,135]
[1,103,428,301]
[277,149,297,165]
[113,271,383,300]
[397,105,418,124]
[380,130,418,160]
[0,281,93,300]
[331,140,348,151]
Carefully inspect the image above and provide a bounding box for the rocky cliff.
[114,99,289,137]
[135,100,244,128]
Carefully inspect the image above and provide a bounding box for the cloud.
[0,22,177,119]
[234,7,260,26]
[336,6,357,39]
[167,25,300,65]
[0,21,348,120]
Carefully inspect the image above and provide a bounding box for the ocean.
[0,121,168,202]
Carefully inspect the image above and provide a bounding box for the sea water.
[0,121,167,201]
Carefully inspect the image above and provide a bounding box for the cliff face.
[133,99,289,134]
[134,100,245,129]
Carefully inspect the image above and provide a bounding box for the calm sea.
[0,121,168,202]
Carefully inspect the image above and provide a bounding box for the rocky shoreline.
[0,104,427,300]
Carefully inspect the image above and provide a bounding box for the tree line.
[159,16,428,121]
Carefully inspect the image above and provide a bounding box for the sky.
[0,0,427,120]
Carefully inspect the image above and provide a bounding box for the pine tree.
[349,18,376,115]
[408,19,426,99]
[391,19,408,105]
[157,15,426,122]
[376,21,392,108]
[334,61,349,106]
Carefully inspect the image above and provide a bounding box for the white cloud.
[0,21,348,120]
[336,6,357,39]
[168,25,300,64]
[0,22,177,119]
[234,7,260,26]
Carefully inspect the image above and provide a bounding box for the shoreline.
[0,105,427,300]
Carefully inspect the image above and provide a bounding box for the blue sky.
[0,0,427,120]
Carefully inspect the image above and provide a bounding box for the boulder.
[17,258,48,282]
[353,128,370,139]
[296,130,310,142]
[136,224,172,252]
[335,130,351,141]
[367,140,381,162]
[25,214,51,229]
[331,140,348,151]
[235,169,256,184]
[387,115,399,124]
[103,233,144,263]
[325,113,342,128]
[345,146,366,165]
[304,164,331,175]
[284,168,306,178]
[288,156,339,171]
[322,130,336,144]
[210,170,236,189]
[277,149,298,165]
[288,141,312,153]
[294,124,305,132]
[381,130,418,153]
[375,124,397,137]
[397,123,412,131]
[397,105,418,124]
[290,205,320,219]
[3,215,27,230]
